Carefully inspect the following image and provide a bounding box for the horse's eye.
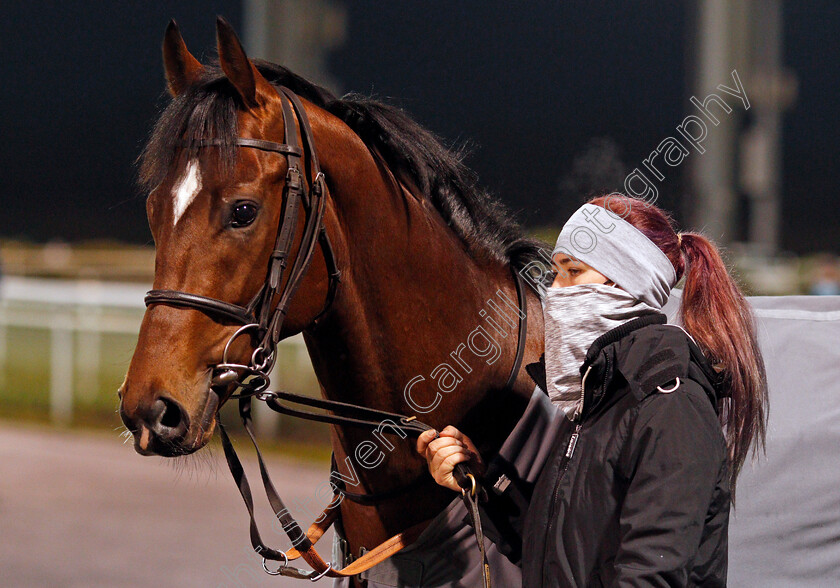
[230,202,258,228]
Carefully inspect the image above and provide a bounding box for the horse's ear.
[162,20,203,97]
[216,16,273,109]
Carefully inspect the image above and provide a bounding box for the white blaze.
[172,160,201,226]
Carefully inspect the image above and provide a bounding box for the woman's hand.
[416,425,484,492]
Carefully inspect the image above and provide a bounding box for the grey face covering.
[543,283,657,417]
[542,202,676,416]
[551,203,677,309]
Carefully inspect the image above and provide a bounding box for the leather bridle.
[143,85,528,585]
[145,86,340,390]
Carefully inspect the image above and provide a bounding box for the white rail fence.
[0,276,309,432]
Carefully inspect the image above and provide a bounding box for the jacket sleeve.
[473,479,527,566]
[612,381,726,587]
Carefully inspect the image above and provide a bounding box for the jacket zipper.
[541,365,592,585]
[565,366,591,459]
[542,421,582,586]
[565,425,581,459]
[571,364,593,423]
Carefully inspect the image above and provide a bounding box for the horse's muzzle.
[120,394,193,456]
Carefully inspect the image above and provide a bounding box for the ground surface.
[0,423,337,587]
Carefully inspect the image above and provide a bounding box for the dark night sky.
[1,1,837,253]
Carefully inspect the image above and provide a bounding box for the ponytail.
[588,194,768,495]
[679,233,768,493]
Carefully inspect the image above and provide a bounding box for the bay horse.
[119,17,545,585]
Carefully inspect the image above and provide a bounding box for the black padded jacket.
[480,313,731,587]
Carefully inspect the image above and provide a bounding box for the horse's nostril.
[150,397,189,443]
[159,399,182,428]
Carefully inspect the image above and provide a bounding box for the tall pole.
[243,0,346,94]
[690,0,795,253]
[739,0,797,255]
[689,0,744,244]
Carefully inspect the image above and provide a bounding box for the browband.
[185,137,302,156]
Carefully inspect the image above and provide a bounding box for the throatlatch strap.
[504,266,528,390]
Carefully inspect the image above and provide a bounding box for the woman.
[417,195,768,587]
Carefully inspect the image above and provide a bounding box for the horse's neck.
[295,112,543,554]
[304,231,530,550]
[305,209,523,466]
[300,140,537,550]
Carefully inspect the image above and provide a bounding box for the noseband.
[145,86,340,389]
[142,85,527,586]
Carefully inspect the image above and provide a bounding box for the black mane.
[139,61,544,270]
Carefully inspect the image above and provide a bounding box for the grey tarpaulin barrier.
[665,291,840,587]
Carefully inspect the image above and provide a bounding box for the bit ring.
[262,552,289,576]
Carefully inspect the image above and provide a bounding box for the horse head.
[120,18,340,456]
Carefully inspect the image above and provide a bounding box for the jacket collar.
[526,313,723,418]
[581,313,667,370]
[525,313,665,395]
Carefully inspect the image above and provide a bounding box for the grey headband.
[552,203,677,308]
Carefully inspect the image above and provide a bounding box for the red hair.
[589,194,768,494]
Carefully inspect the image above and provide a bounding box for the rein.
[144,85,528,585]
